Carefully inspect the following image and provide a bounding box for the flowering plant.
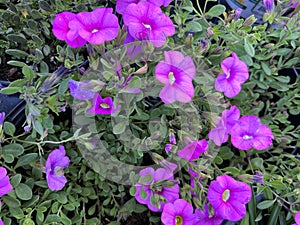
[0,0,299,224]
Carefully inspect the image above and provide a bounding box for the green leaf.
[113,121,127,134]
[205,5,226,17]
[45,215,61,223]
[186,21,202,32]
[129,186,136,196]
[7,34,27,45]
[5,49,29,58]
[58,78,70,95]
[15,183,33,200]
[0,87,21,95]
[2,196,21,208]
[22,66,35,81]
[3,122,16,136]
[2,143,24,157]
[244,37,255,57]
[261,62,271,75]
[10,174,22,187]
[268,180,287,190]
[267,204,281,225]
[257,199,276,209]
[15,153,38,169]
[7,60,27,67]
[23,218,35,225]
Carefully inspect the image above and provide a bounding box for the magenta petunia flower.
[230,115,274,150]
[161,199,195,225]
[0,219,3,225]
[207,174,252,221]
[123,2,175,47]
[45,145,70,191]
[68,79,106,100]
[116,0,172,14]
[208,106,240,146]
[194,204,223,225]
[68,8,119,45]
[135,167,179,212]
[87,94,120,115]
[294,211,300,225]
[52,12,87,48]
[0,112,5,125]
[215,53,249,98]
[0,167,13,197]
[178,139,208,161]
[155,51,196,104]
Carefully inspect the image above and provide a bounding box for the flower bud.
[234,8,243,21]
[263,0,274,11]
[243,15,257,27]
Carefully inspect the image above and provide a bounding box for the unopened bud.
[243,15,257,27]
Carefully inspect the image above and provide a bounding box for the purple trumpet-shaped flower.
[68,79,105,100]
[45,145,70,191]
[194,204,223,225]
[263,0,274,11]
[161,199,195,225]
[0,112,5,125]
[68,8,119,45]
[155,51,196,104]
[207,174,252,221]
[116,0,172,15]
[230,115,274,150]
[293,211,300,225]
[178,139,208,161]
[52,12,87,48]
[208,106,240,146]
[134,167,179,212]
[87,94,120,115]
[215,53,249,98]
[123,2,175,47]
[0,167,13,197]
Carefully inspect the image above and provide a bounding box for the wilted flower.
[207,174,251,221]
[263,0,274,11]
[0,112,5,125]
[208,106,240,146]
[134,167,179,212]
[230,115,274,150]
[194,204,223,225]
[68,8,119,45]
[87,94,120,115]
[178,139,208,161]
[0,167,13,197]
[155,51,196,104]
[161,199,195,225]
[123,2,175,47]
[46,145,70,191]
[116,0,171,15]
[215,52,249,98]
[52,12,87,48]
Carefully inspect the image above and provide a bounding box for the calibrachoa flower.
[263,0,274,11]
[52,12,87,48]
[0,219,3,225]
[0,112,5,125]
[123,2,175,47]
[135,167,179,212]
[116,0,172,14]
[155,51,196,104]
[68,8,119,45]
[230,115,274,150]
[68,79,104,100]
[215,52,249,98]
[87,93,120,115]
[194,204,223,225]
[289,0,299,8]
[45,145,70,191]
[207,174,251,221]
[208,106,240,146]
[178,139,208,161]
[0,167,13,197]
[161,199,195,225]
[293,211,300,225]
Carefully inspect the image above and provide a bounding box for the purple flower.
[263,0,274,11]
[116,0,172,14]
[194,204,223,225]
[165,144,173,153]
[52,12,87,48]
[294,211,300,225]
[68,8,119,45]
[0,167,13,197]
[0,112,5,125]
[169,131,176,145]
[45,145,70,191]
[215,53,249,98]
[123,2,175,47]
[178,139,208,161]
[161,199,195,225]
[155,51,196,104]
[0,219,3,225]
[230,115,274,150]
[289,0,299,8]
[135,167,179,212]
[87,94,120,115]
[68,79,103,100]
[207,174,251,221]
[234,8,243,21]
[208,106,240,146]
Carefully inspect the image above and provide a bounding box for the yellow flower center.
[175,216,183,225]
[168,72,176,85]
[100,103,110,109]
[222,189,230,202]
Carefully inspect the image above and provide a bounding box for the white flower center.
[222,189,230,202]
[142,22,152,30]
[100,103,110,109]
[168,72,176,85]
[243,135,253,140]
[226,69,231,79]
[91,29,99,34]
